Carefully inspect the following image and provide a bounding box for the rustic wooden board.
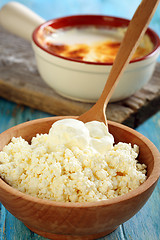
[0,1,160,240]
[0,26,160,128]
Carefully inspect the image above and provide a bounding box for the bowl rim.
[0,117,160,208]
[32,14,160,66]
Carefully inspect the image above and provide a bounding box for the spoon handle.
[79,0,159,124]
[99,0,159,106]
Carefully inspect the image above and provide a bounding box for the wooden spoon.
[79,0,159,124]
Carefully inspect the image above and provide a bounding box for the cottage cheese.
[0,119,146,202]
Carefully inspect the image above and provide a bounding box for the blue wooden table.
[0,0,160,239]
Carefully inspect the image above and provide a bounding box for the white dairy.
[38,26,153,63]
[0,118,147,203]
[48,119,90,151]
[45,26,123,45]
[48,119,114,154]
[85,121,114,153]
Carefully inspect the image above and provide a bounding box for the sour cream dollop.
[48,119,114,154]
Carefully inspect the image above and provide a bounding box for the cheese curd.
[0,119,146,202]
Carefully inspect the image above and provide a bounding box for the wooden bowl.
[0,117,160,240]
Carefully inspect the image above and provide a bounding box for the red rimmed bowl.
[0,116,160,240]
[32,15,160,102]
[0,2,160,103]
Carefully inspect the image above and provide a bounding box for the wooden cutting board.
[0,26,160,128]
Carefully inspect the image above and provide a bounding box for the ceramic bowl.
[0,2,160,103]
[32,15,160,102]
[0,116,160,240]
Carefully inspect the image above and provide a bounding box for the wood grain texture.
[0,108,160,240]
[79,0,160,125]
[0,0,160,239]
[0,70,159,240]
[0,25,160,128]
[0,117,159,240]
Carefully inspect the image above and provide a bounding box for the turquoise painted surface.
[0,0,160,239]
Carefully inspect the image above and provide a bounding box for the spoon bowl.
[0,1,160,239]
[0,116,160,239]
